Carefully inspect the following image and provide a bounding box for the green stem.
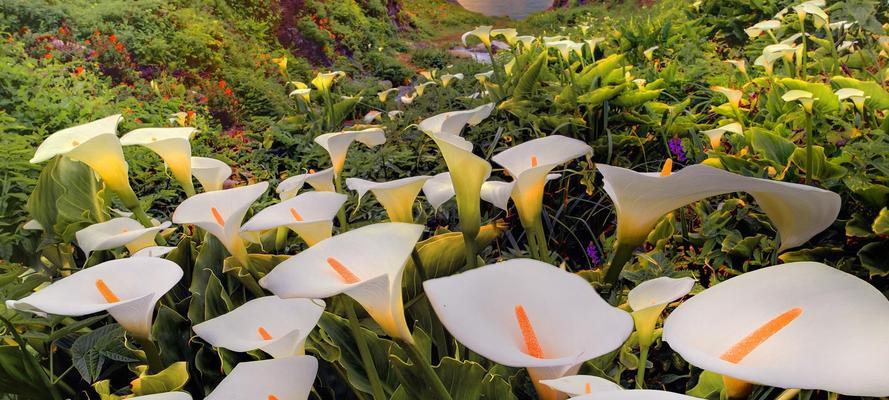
[636,343,650,389]
[804,113,814,185]
[462,232,479,269]
[410,248,428,282]
[275,227,289,252]
[526,226,540,259]
[533,220,551,264]
[398,338,453,400]
[775,389,801,400]
[604,241,638,288]
[135,336,164,374]
[824,25,840,75]
[344,300,387,400]
[334,175,351,231]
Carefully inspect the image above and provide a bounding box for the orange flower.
[73,66,84,76]
[109,34,117,43]
[115,42,124,52]
[43,53,52,60]
[218,80,227,89]
[225,88,233,96]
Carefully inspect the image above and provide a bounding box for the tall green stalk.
[398,338,454,400]
[344,300,387,400]
[604,241,638,288]
[134,336,164,374]
[804,112,814,185]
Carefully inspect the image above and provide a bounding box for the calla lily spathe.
[190,156,231,192]
[538,375,622,397]
[492,135,591,229]
[490,28,518,46]
[599,163,840,251]
[346,176,431,223]
[744,20,781,38]
[311,71,346,94]
[462,25,493,48]
[193,296,325,358]
[423,259,633,400]
[663,262,889,397]
[378,88,399,103]
[277,167,336,200]
[241,191,346,247]
[120,127,197,196]
[629,276,696,384]
[479,175,560,213]
[260,223,423,342]
[419,104,495,248]
[422,172,456,211]
[314,128,386,177]
[205,356,318,400]
[573,390,700,399]
[172,182,268,267]
[440,73,464,88]
[835,88,869,113]
[132,246,177,258]
[75,217,171,256]
[6,258,182,339]
[701,122,742,148]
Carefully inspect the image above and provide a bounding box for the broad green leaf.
[151,305,193,367]
[858,240,889,277]
[873,208,889,235]
[26,157,111,242]
[686,370,724,399]
[612,89,662,107]
[131,362,189,395]
[513,52,547,101]
[390,356,515,400]
[748,128,795,165]
[832,76,889,110]
[0,345,58,399]
[846,213,875,238]
[577,84,627,107]
[779,78,840,115]
[71,324,138,383]
[788,146,847,182]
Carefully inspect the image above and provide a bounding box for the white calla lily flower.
[314,128,386,177]
[205,356,318,400]
[422,172,456,211]
[193,296,325,358]
[664,262,889,397]
[419,104,495,252]
[793,3,829,27]
[75,217,171,256]
[424,259,633,400]
[23,219,44,230]
[492,136,590,228]
[546,40,584,61]
[585,37,606,54]
[573,390,700,399]
[440,73,464,88]
[400,91,417,105]
[782,89,817,113]
[120,127,197,196]
[711,86,743,109]
[835,88,869,113]
[724,59,747,76]
[310,71,346,93]
[462,25,493,48]
[479,174,560,213]
[277,167,336,200]
[744,20,781,38]
[539,375,622,397]
[701,122,743,149]
[475,70,495,84]
[346,176,432,223]
[643,46,659,61]
[260,223,424,342]
[241,191,346,247]
[598,163,840,284]
[132,246,177,258]
[6,258,182,339]
[491,28,518,45]
[515,35,537,51]
[172,182,268,267]
[378,88,399,103]
[629,276,696,375]
[416,81,437,97]
[363,110,382,123]
[190,157,231,192]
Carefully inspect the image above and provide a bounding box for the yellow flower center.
[95,279,120,303]
[514,304,544,358]
[660,158,673,177]
[326,257,360,284]
[211,207,225,226]
[720,308,803,364]
[289,208,304,222]
[258,326,273,341]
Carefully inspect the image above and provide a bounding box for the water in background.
[456,0,554,19]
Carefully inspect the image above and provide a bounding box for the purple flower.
[586,242,602,266]
[668,137,687,162]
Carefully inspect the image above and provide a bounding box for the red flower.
[43,53,52,60]
[218,80,227,89]
[224,88,233,96]
[115,42,124,52]
[109,34,117,43]
[187,110,196,119]
[73,66,84,76]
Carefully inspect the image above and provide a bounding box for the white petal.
[7,258,182,338]
[573,390,700,399]
[277,168,336,199]
[120,128,195,188]
[260,223,424,340]
[663,262,889,396]
[598,164,841,250]
[492,136,591,178]
[423,259,633,369]
[418,104,495,137]
[346,176,431,222]
[480,180,515,211]
[205,356,318,400]
[242,192,346,246]
[539,375,622,397]
[314,128,386,174]
[75,218,171,255]
[628,277,695,312]
[31,115,121,163]
[131,246,177,258]
[193,297,325,358]
[23,219,44,230]
[422,172,456,210]
[172,182,268,251]
[191,157,231,192]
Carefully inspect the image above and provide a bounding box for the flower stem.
[533,219,552,264]
[334,175,351,231]
[344,300,387,400]
[776,389,801,400]
[398,338,454,400]
[134,336,163,374]
[635,343,650,389]
[604,241,638,288]
[411,248,428,282]
[526,226,540,259]
[804,113,814,185]
[462,232,478,269]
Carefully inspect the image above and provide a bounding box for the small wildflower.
[218,80,227,89]
[73,66,84,76]
[43,53,52,60]
[109,34,117,43]
[586,242,602,266]
[224,88,233,96]
[668,137,688,162]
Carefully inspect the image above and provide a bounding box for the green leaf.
[612,88,662,107]
[779,78,840,115]
[391,356,515,400]
[71,324,139,383]
[151,305,193,367]
[832,76,889,110]
[0,345,57,399]
[131,362,189,395]
[873,208,889,235]
[577,84,627,107]
[686,370,724,399]
[748,128,796,165]
[858,240,889,277]
[513,51,547,101]
[26,157,111,242]
[788,146,847,182]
